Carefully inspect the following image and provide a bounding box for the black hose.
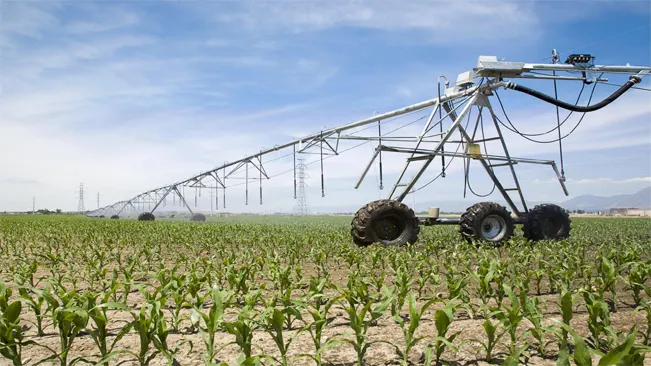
[506,76,641,112]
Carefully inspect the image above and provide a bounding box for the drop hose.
[505,75,641,112]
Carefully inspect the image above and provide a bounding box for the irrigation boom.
[89,52,650,246]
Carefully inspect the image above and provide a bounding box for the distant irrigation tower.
[293,157,309,215]
[77,183,85,212]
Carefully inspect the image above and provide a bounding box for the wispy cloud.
[216,1,540,41]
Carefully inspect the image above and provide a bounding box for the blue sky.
[1,0,650,213]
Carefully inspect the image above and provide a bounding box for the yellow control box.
[466,143,482,157]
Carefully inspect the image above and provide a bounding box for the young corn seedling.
[340,286,393,366]
[391,265,415,317]
[81,291,131,366]
[262,306,304,366]
[300,277,341,366]
[103,299,189,366]
[470,258,495,309]
[391,291,437,365]
[16,285,46,336]
[625,262,650,307]
[427,298,462,365]
[524,296,551,356]
[192,286,230,366]
[596,257,619,312]
[223,306,260,359]
[559,286,573,345]
[634,298,651,345]
[41,287,89,366]
[443,264,469,303]
[600,327,651,366]
[582,291,613,351]
[167,280,188,333]
[469,317,504,362]
[495,285,527,356]
[0,296,34,366]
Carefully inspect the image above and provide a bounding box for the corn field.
[0,215,650,365]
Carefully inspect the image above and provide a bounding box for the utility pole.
[32,196,35,213]
[97,192,100,210]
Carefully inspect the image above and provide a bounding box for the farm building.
[608,208,651,216]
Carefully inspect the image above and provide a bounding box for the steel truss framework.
[88,56,650,218]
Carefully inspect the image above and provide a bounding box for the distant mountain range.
[312,187,651,214]
[560,186,651,212]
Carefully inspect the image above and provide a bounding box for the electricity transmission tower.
[293,157,309,215]
[77,183,85,212]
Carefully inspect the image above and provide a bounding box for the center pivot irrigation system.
[89,51,650,246]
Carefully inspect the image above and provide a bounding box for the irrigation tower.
[77,183,85,212]
[293,157,309,215]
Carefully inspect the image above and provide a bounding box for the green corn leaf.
[3,301,21,324]
[598,330,635,366]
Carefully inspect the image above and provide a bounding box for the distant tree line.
[26,209,63,215]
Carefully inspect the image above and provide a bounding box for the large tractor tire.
[98,215,105,218]
[190,213,206,222]
[460,202,514,245]
[110,215,119,219]
[523,204,571,241]
[138,212,155,221]
[351,199,420,247]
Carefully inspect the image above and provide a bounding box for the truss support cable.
[320,130,325,197]
[552,71,566,181]
[378,120,384,190]
[259,155,263,205]
[215,172,219,211]
[223,165,226,209]
[506,75,640,112]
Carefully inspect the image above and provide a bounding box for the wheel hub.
[481,215,507,241]
[374,215,404,241]
[542,217,562,237]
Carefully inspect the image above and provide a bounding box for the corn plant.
[468,318,503,362]
[523,296,551,356]
[223,306,260,359]
[81,291,131,366]
[391,291,437,365]
[192,286,229,365]
[443,264,469,303]
[16,286,46,336]
[495,285,527,356]
[625,262,650,306]
[0,297,33,366]
[300,277,341,366]
[470,258,495,307]
[428,298,461,365]
[339,286,393,366]
[391,264,415,317]
[40,285,89,366]
[595,257,619,312]
[583,291,614,351]
[261,306,304,366]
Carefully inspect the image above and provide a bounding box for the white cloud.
[217,0,540,41]
[570,177,651,184]
[0,2,59,38]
